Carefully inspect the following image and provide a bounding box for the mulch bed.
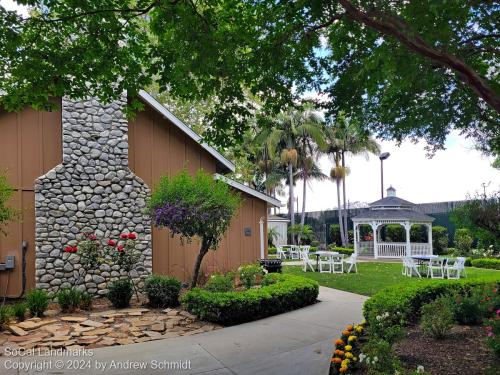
[394,324,498,374]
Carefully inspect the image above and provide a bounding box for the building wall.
[128,102,267,281]
[0,104,62,297]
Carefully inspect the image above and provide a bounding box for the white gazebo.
[352,187,435,258]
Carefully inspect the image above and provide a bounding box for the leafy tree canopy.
[0,1,498,153]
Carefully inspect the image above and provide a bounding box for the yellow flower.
[348,335,357,342]
[339,366,348,373]
[345,352,353,359]
[341,359,350,367]
[353,357,358,362]
[355,325,363,333]
[344,345,352,351]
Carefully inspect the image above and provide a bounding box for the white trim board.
[138,90,235,173]
[214,174,282,207]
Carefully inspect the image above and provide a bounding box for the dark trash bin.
[259,259,283,273]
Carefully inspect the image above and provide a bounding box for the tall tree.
[334,115,380,241]
[1,1,498,153]
[256,107,325,238]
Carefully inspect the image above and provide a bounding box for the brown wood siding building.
[128,102,268,281]
[0,94,272,296]
[0,104,62,296]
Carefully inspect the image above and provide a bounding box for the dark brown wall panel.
[128,103,267,282]
[0,103,62,297]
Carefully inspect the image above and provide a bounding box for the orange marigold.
[331,357,342,364]
[339,366,348,373]
[346,324,354,331]
[342,330,351,336]
[334,350,345,356]
[335,339,344,346]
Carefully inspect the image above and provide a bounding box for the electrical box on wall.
[6,255,15,269]
[244,227,252,236]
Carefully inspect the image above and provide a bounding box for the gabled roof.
[138,90,235,173]
[214,174,282,207]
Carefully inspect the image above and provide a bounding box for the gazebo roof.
[352,186,434,222]
[352,209,434,222]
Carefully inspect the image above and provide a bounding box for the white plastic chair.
[404,257,421,277]
[331,254,344,273]
[319,252,332,273]
[276,246,288,259]
[427,258,445,279]
[344,254,358,273]
[289,245,300,260]
[457,257,467,277]
[299,245,310,260]
[301,250,316,272]
[446,257,466,279]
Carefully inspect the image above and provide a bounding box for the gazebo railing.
[378,242,406,258]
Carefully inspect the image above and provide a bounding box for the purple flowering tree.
[149,170,241,288]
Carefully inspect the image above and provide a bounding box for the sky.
[3,0,499,213]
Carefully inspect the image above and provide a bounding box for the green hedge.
[327,245,354,255]
[181,274,319,325]
[268,246,277,255]
[471,258,500,270]
[363,277,500,325]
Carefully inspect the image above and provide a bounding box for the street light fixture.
[379,152,391,198]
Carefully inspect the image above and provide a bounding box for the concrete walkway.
[2,287,367,375]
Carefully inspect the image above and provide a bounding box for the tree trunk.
[297,175,308,245]
[288,162,295,244]
[341,151,348,246]
[337,0,500,113]
[190,239,210,289]
[336,179,346,246]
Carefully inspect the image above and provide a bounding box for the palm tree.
[325,114,380,246]
[295,154,328,227]
[256,106,325,242]
[337,118,380,241]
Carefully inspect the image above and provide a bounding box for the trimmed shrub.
[268,246,277,255]
[204,273,234,293]
[471,258,500,270]
[363,277,500,327]
[451,290,484,325]
[57,288,82,312]
[107,279,133,308]
[12,302,27,322]
[181,274,319,325]
[328,246,354,256]
[454,228,474,252]
[420,296,454,339]
[79,292,93,310]
[26,289,50,317]
[144,274,182,308]
[0,305,12,330]
[432,226,449,254]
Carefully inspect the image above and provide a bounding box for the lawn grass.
[283,262,500,296]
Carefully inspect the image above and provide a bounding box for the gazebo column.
[371,221,378,259]
[427,223,433,255]
[353,223,358,255]
[405,221,411,256]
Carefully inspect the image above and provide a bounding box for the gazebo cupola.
[352,187,435,258]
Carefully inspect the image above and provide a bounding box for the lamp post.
[379,152,390,198]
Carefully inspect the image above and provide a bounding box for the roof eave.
[214,174,282,207]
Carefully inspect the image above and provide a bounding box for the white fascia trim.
[138,90,235,173]
[214,174,282,207]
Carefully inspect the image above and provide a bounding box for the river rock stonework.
[34,96,152,295]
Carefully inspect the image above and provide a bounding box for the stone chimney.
[386,186,396,197]
[34,96,152,295]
